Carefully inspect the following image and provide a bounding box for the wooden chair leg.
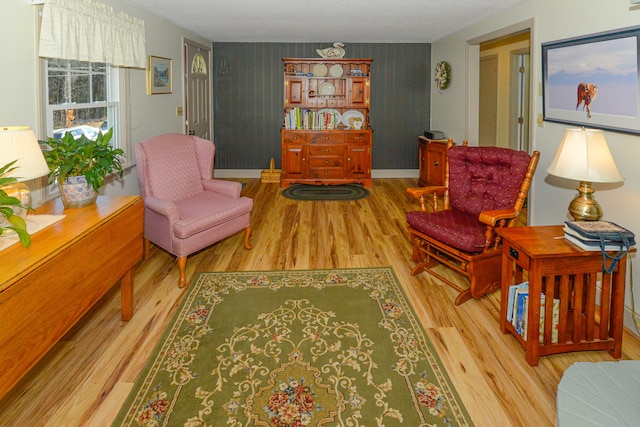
[177,256,187,288]
[143,238,151,260]
[244,226,252,250]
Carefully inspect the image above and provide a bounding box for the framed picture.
[542,26,640,135]
[147,55,172,94]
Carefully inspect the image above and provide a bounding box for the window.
[45,58,118,143]
[40,58,132,200]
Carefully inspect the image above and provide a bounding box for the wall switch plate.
[176,106,183,116]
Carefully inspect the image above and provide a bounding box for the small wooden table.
[0,195,143,399]
[497,225,632,366]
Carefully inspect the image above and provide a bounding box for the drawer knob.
[509,248,519,260]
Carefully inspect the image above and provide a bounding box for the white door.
[184,39,212,139]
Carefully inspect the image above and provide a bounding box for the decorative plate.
[318,108,342,123]
[341,110,365,129]
[329,64,344,77]
[318,82,336,96]
[312,63,328,77]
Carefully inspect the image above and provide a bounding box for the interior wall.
[430,0,640,333]
[212,43,431,171]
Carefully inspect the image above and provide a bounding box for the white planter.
[59,176,97,208]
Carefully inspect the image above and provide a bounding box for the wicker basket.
[261,158,281,183]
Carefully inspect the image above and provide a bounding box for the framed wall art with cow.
[542,25,640,135]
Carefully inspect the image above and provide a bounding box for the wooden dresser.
[281,58,373,188]
[0,195,143,400]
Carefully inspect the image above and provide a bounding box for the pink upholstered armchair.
[406,142,539,305]
[135,134,253,288]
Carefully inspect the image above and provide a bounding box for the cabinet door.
[348,77,370,108]
[347,145,370,179]
[282,144,306,178]
[425,141,448,186]
[418,139,428,186]
[285,77,305,107]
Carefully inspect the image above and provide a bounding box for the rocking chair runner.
[406,141,540,305]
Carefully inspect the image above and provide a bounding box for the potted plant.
[0,161,31,247]
[43,128,124,208]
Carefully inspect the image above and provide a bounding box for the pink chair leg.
[177,256,187,288]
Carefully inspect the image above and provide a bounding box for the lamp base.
[568,181,602,221]
[0,182,31,235]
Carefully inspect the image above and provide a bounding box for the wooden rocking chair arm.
[406,186,447,198]
[479,208,519,226]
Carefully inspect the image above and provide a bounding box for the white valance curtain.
[39,0,146,69]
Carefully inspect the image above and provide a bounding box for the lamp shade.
[546,128,623,183]
[0,126,49,181]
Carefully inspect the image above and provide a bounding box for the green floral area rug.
[112,268,474,427]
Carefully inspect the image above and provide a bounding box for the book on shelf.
[284,108,341,130]
[506,281,528,323]
[514,287,529,334]
[538,297,560,344]
[506,282,559,344]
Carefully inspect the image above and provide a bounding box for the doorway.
[477,30,531,149]
[183,38,212,139]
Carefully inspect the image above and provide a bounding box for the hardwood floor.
[1,178,639,426]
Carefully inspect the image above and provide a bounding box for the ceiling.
[123,0,525,43]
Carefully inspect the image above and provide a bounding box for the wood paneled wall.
[212,43,431,170]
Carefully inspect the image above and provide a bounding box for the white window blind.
[39,0,146,69]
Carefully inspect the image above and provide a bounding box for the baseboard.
[213,169,420,179]
[624,306,640,337]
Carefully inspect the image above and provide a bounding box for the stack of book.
[506,281,559,344]
[563,221,635,252]
[284,108,340,130]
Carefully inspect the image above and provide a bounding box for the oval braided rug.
[282,184,369,201]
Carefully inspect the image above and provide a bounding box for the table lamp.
[546,127,623,221]
[0,126,50,216]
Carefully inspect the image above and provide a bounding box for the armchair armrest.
[407,186,447,212]
[143,196,180,221]
[479,208,520,227]
[406,186,446,198]
[202,179,242,198]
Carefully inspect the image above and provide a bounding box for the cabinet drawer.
[309,156,344,168]
[346,132,370,144]
[309,168,345,179]
[309,133,345,144]
[504,242,530,270]
[282,132,309,144]
[308,144,345,156]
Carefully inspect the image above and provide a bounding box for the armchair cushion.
[174,192,253,239]
[407,209,487,253]
[448,146,531,216]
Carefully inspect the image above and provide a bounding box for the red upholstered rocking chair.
[406,141,540,305]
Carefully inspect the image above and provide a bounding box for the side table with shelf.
[418,136,452,187]
[497,225,632,366]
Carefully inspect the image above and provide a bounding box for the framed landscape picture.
[542,26,640,135]
[147,55,172,94]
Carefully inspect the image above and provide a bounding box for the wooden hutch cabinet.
[281,58,373,188]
